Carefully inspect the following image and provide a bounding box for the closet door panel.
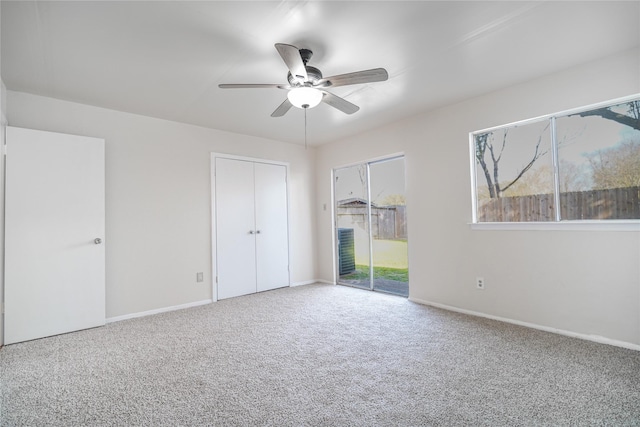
[254,162,290,292]
[215,158,257,299]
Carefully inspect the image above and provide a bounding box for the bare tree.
[475,100,639,200]
[475,123,549,199]
[357,164,368,200]
[578,100,640,131]
[558,160,590,192]
[574,100,640,189]
[586,139,640,189]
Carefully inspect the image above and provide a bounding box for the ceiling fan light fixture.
[220,43,388,117]
[287,87,323,109]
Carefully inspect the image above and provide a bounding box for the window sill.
[469,221,640,231]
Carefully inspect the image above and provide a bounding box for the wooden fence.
[478,186,640,222]
[337,205,407,239]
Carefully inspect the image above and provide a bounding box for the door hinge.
[215,276,218,284]
[3,144,6,156]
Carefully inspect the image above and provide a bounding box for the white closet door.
[254,162,289,292]
[4,127,105,344]
[215,158,257,299]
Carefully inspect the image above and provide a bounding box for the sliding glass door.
[334,164,371,290]
[369,158,408,295]
[334,156,408,296]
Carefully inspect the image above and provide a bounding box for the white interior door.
[4,127,106,344]
[215,158,257,299]
[254,162,289,292]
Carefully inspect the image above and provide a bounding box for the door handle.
[249,230,255,234]
[94,238,102,244]
[256,230,261,234]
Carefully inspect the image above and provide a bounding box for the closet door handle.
[248,230,255,234]
[256,230,261,234]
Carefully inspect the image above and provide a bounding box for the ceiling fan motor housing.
[288,65,323,86]
[299,48,313,63]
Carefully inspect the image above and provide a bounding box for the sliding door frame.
[332,152,406,292]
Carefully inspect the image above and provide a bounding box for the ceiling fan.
[219,43,389,117]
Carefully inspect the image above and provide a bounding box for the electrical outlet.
[196,272,204,282]
[476,277,485,290]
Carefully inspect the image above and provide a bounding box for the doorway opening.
[333,156,408,297]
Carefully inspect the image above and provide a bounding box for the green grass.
[341,264,408,282]
[341,238,408,282]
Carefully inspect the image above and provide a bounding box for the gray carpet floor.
[1,283,639,426]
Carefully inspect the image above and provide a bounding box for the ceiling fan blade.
[316,68,388,88]
[321,91,360,115]
[271,98,293,117]
[275,43,308,82]
[219,84,289,89]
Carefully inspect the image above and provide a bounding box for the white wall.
[316,48,640,347]
[1,1,6,345]
[5,91,317,320]
[0,77,6,346]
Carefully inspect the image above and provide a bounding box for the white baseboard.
[106,299,213,324]
[291,280,335,287]
[290,280,317,287]
[316,279,336,285]
[409,297,640,352]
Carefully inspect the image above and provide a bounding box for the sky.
[334,157,405,205]
[556,113,640,166]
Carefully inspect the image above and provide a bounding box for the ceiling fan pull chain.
[304,106,308,150]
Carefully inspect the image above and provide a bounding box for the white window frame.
[469,93,640,231]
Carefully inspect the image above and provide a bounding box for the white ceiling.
[2,1,639,146]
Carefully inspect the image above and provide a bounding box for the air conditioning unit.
[337,228,355,275]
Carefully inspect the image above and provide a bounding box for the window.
[471,95,640,223]
[474,119,554,222]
